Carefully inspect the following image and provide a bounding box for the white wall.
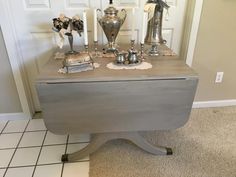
[192,0,236,102]
[0,27,22,114]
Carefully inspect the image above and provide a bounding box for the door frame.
[0,0,204,120]
[186,0,204,66]
[0,0,32,120]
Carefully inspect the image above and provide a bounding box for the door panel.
[6,0,187,111]
[0,27,22,113]
[114,0,187,53]
[24,0,51,9]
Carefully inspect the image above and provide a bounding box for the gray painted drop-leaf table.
[36,52,198,162]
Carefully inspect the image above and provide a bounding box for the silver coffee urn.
[97,0,127,53]
[145,0,169,56]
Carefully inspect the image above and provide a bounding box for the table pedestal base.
[62,132,172,162]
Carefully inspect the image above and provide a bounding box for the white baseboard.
[0,113,31,121]
[193,100,236,108]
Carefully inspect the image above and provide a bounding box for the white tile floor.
[0,119,90,177]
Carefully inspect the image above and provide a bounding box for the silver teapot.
[97,1,127,53]
[127,49,139,64]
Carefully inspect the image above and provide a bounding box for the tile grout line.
[0,121,9,135]
[44,141,90,146]
[1,130,47,135]
[31,130,48,177]
[0,159,90,171]
[0,141,90,151]
[1,120,91,176]
[3,120,30,177]
[60,135,70,177]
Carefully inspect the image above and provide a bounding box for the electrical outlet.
[215,72,224,83]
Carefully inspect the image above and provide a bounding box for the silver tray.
[113,60,142,67]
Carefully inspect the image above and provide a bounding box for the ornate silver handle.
[96,9,102,23]
[119,9,127,24]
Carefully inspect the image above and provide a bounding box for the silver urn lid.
[104,6,118,15]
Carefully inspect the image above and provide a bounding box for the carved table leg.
[125,132,173,156]
[62,134,108,162]
[62,132,173,163]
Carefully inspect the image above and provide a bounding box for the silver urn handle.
[96,9,103,23]
[118,9,127,25]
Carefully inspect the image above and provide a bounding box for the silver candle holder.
[91,40,103,58]
[140,43,145,61]
[131,40,135,50]
[94,41,98,56]
[84,45,89,53]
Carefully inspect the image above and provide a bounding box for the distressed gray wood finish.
[36,52,198,160]
[37,78,197,134]
[62,132,171,162]
[36,54,198,134]
[37,55,197,84]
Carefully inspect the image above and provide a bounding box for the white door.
[3,0,187,112]
[113,0,187,53]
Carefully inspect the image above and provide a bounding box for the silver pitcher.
[97,2,127,53]
[115,51,127,64]
[127,48,139,64]
[145,0,169,56]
